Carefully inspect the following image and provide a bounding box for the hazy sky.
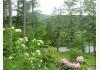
[36,0,64,15]
[12,0,87,16]
[33,0,64,15]
[12,0,65,15]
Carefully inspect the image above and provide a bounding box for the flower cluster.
[11,27,15,29]
[18,38,23,42]
[61,59,71,65]
[15,37,28,50]
[61,59,81,69]
[24,52,29,57]
[7,26,22,33]
[76,56,84,63]
[68,63,80,68]
[61,56,85,69]
[36,50,41,55]
[15,29,21,32]
[32,39,44,46]
[38,40,44,45]
[24,37,28,41]
[8,56,13,59]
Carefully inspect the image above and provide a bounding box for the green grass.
[58,52,70,60]
[85,54,96,69]
[58,52,96,64]
[84,54,96,65]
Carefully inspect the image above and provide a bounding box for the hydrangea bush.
[4,27,60,70]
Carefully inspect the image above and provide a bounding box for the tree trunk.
[3,0,9,27]
[9,0,12,54]
[94,44,96,55]
[17,0,19,27]
[70,12,74,48]
[89,41,91,54]
[3,0,6,27]
[23,0,26,44]
[80,0,84,53]
[82,46,85,53]
[32,0,35,37]
[70,13,73,42]
[93,41,96,55]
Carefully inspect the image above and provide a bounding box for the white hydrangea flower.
[24,53,29,56]
[32,39,36,42]
[40,60,43,62]
[39,65,41,67]
[24,37,28,41]
[15,29,21,32]
[30,60,33,63]
[9,56,13,59]
[18,38,23,41]
[11,27,15,29]
[25,37,28,39]
[38,40,44,44]
[37,43,41,45]
[17,40,20,43]
[21,44,25,47]
[30,57,35,60]
[36,50,40,53]
[32,66,34,69]
[36,50,41,55]
[38,52,41,55]
[33,53,35,56]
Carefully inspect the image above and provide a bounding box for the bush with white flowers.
[4,26,60,70]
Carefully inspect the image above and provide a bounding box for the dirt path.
[87,65,95,70]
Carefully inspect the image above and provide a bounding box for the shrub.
[4,26,60,70]
[68,49,83,61]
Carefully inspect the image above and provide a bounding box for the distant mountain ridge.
[36,13,50,21]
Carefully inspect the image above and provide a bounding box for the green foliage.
[4,0,96,69]
[72,31,84,48]
[34,23,47,39]
[3,27,22,57]
[80,61,88,70]
[3,27,61,70]
[68,49,83,61]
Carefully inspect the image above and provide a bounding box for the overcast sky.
[12,0,65,15]
[36,0,64,15]
[12,0,86,15]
